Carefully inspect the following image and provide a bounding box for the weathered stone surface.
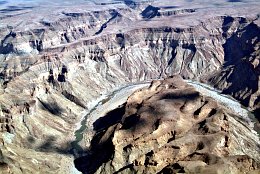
[210,37,260,117]
[75,76,260,174]
[0,0,259,173]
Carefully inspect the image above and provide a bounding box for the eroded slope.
[0,1,259,173]
[75,76,260,174]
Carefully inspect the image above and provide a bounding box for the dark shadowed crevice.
[158,163,185,174]
[223,22,260,66]
[141,5,160,19]
[194,107,202,116]
[62,90,87,109]
[160,91,200,101]
[93,104,126,131]
[74,128,116,174]
[253,108,260,122]
[121,114,140,130]
[38,99,64,116]
[208,108,217,117]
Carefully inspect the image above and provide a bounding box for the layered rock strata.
[0,1,259,173]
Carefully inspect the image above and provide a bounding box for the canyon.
[0,0,259,173]
[75,76,260,173]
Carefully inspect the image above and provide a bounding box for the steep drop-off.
[74,76,260,174]
[0,1,259,173]
[210,22,260,115]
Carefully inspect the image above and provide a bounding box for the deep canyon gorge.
[0,0,260,173]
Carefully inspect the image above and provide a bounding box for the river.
[186,80,259,135]
[70,80,259,155]
[70,82,150,154]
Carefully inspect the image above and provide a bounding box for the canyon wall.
[0,1,259,173]
[75,76,260,174]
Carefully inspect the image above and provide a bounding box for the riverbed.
[71,80,259,154]
[71,82,150,154]
[186,80,260,137]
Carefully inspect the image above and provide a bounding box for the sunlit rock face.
[0,0,259,173]
[74,76,260,174]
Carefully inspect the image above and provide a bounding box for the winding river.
[71,80,259,155]
[70,82,151,154]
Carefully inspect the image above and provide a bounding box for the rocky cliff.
[209,23,260,117]
[0,0,260,173]
[75,76,260,174]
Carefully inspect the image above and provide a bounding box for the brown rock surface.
[0,0,259,173]
[75,76,260,174]
[209,22,260,118]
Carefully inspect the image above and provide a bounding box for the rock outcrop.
[209,22,260,117]
[0,0,259,173]
[75,76,260,174]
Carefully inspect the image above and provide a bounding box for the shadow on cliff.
[160,90,200,101]
[93,104,126,131]
[0,6,34,14]
[24,102,131,165]
[253,108,260,122]
[38,100,64,116]
[73,103,149,173]
[74,104,127,174]
[212,19,260,108]
[73,99,169,173]
[222,20,260,66]
[26,136,75,155]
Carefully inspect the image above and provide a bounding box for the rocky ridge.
[0,0,259,173]
[75,76,260,174]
